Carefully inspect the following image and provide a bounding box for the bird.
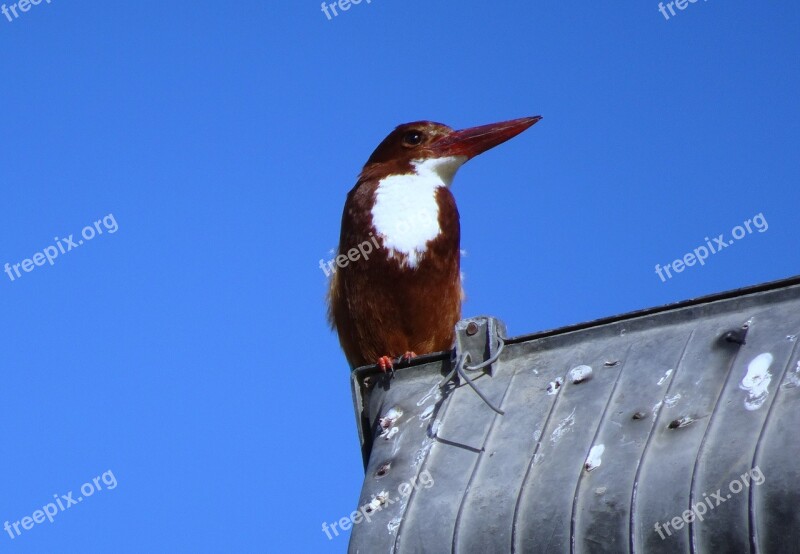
[327,116,541,371]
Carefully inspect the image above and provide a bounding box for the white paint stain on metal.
[585,444,605,472]
[382,427,399,440]
[782,360,800,389]
[388,517,402,534]
[665,393,682,407]
[547,377,564,395]
[657,369,673,386]
[570,365,593,384]
[670,416,695,429]
[652,401,663,419]
[380,407,403,439]
[368,491,389,513]
[551,408,576,444]
[739,353,774,410]
[416,384,441,406]
[412,440,433,468]
[419,405,435,421]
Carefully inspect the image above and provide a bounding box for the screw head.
[466,322,479,336]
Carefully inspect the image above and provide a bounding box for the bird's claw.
[377,356,394,373]
[376,352,418,374]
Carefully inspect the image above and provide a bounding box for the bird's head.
[363,116,542,185]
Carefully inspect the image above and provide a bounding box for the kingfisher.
[328,116,541,370]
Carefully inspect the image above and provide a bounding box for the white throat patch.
[371,156,467,268]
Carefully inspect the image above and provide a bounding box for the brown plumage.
[328,117,541,369]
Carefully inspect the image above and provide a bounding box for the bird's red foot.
[376,352,417,372]
[377,356,394,373]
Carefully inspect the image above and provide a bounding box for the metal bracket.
[438,316,508,415]
[454,316,507,376]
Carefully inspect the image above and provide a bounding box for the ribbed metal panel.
[348,277,800,554]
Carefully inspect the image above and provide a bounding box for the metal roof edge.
[506,274,800,346]
[351,274,800,378]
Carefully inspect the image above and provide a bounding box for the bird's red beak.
[430,116,542,159]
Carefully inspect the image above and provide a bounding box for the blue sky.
[0,1,797,552]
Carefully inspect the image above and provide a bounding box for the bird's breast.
[370,172,448,268]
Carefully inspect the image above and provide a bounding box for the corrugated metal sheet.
[348,276,800,553]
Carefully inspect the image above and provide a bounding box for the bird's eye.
[403,131,424,146]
